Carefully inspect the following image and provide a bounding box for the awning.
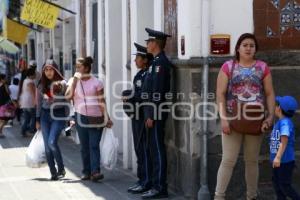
[0,36,20,54]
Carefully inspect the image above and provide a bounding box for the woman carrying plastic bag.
[100,128,119,170]
[26,130,47,168]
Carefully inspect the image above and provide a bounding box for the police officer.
[141,28,171,199]
[123,43,153,194]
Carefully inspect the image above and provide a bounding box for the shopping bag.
[100,128,119,170]
[26,130,47,168]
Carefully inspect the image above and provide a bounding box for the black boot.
[141,189,168,199]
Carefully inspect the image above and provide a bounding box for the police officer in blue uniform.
[141,28,172,199]
[122,43,154,194]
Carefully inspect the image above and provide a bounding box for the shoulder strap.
[79,81,88,114]
[227,60,236,100]
[229,60,235,80]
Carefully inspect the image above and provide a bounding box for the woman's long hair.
[234,33,259,61]
[40,60,64,93]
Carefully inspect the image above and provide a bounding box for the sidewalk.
[0,122,185,200]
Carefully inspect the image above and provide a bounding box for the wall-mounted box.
[210,34,230,55]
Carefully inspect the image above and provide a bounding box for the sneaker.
[127,183,140,192]
[57,169,66,178]
[141,189,168,199]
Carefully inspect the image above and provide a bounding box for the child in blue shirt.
[270,96,300,200]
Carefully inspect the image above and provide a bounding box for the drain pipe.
[197,0,211,199]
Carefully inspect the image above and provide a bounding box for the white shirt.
[9,85,19,100]
[19,78,36,108]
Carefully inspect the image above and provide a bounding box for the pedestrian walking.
[140,28,172,199]
[0,74,11,138]
[214,33,275,200]
[125,43,153,194]
[36,59,68,180]
[270,96,300,200]
[65,56,113,182]
[9,78,21,123]
[19,67,36,137]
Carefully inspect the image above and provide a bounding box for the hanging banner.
[21,0,60,29]
[3,18,29,44]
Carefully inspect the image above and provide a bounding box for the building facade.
[22,0,300,199]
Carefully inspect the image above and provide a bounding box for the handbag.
[227,60,265,135]
[0,85,16,119]
[79,80,105,128]
[229,102,265,135]
[0,101,16,119]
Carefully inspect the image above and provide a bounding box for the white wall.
[97,0,105,77]
[62,17,76,80]
[210,0,254,55]
[53,23,63,65]
[131,0,154,79]
[36,32,45,72]
[177,0,253,58]
[122,0,132,170]
[177,0,202,59]
[154,0,164,30]
[86,0,93,57]
[75,0,80,57]
[104,0,123,155]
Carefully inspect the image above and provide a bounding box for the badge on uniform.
[136,80,142,87]
[156,66,161,73]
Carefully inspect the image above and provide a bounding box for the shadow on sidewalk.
[1,121,185,200]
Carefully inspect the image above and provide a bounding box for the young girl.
[36,59,68,180]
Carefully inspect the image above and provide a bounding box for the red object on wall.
[210,34,230,55]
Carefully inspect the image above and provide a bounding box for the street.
[0,122,185,200]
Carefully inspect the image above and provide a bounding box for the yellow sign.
[21,0,60,29]
[3,18,29,44]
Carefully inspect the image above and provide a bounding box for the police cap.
[134,43,147,56]
[145,28,171,41]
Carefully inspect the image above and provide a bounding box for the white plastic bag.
[100,128,119,170]
[26,130,47,168]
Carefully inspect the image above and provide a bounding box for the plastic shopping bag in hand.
[26,130,47,168]
[100,128,119,170]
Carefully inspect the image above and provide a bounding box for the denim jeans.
[272,161,300,200]
[21,108,36,135]
[40,109,65,176]
[75,113,103,175]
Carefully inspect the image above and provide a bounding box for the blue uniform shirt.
[270,117,295,163]
[133,68,148,103]
[141,51,171,120]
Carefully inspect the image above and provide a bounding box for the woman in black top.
[0,74,11,137]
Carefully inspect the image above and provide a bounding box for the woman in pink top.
[215,33,275,200]
[66,56,113,182]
